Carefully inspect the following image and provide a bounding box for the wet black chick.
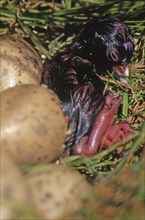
[41,18,134,156]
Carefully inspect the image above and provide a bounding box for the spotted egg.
[25,164,91,219]
[1,84,66,164]
[0,35,42,92]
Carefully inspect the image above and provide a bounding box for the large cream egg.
[0,35,42,92]
[1,84,66,164]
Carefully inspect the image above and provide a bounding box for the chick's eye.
[109,50,119,62]
[118,26,126,41]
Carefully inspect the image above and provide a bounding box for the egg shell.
[0,35,42,92]
[1,150,42,220]
[1,200,13,220]
[1,84,66,164]
[1,198,43,220]
[25,164,91,219]
[0,150,31,204]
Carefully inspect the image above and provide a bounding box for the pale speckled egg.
[1,151,42,220]
[25,164,91,219]
[0,35,42,92]
[1,84,66,164]
[1,149,31,204]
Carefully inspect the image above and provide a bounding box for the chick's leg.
[73,91,131,156]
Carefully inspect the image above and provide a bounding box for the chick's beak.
[113,64,129,83]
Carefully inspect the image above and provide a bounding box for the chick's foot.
[100,121,131,148]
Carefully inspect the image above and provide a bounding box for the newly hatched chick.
[41,18,134,156]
